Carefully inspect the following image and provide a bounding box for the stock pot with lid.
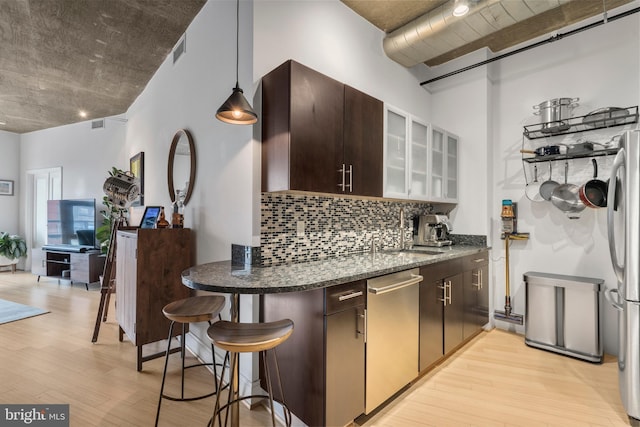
[533,98,579,132]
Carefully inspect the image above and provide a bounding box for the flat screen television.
[46,199,97,250]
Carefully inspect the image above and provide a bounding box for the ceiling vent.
[91,119,105,130]
[173,35,186,64]
[383,0,569,67]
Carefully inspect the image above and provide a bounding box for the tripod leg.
[91,284,109,343]
[91,216,121,343]
[103,278,114,321]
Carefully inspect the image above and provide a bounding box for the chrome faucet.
[371,230,380,253]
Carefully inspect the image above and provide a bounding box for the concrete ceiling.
[3,0,633,134]
[0,0,206,134]
[342,0,634,67]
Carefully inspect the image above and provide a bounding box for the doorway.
[25,167,62,271]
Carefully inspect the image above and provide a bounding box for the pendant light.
[216,0,258,125]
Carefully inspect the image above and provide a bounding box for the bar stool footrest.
[160,362,228,402]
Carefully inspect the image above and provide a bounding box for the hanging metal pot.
[539,162,559,201]
[550,161,585,218]
[579,159,608,208]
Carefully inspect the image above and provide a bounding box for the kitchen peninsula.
[182,244,489,426]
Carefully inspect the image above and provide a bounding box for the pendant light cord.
[235,0,239,86]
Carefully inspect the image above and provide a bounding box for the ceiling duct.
[173,35,187,64]
[383,0,570,67]
[91,119,105,130]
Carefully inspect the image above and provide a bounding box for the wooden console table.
[115,228,193,371]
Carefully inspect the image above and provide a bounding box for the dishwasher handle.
[368,274,423,295]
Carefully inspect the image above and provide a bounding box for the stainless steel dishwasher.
[366,268,422,414]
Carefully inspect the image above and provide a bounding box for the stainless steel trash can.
[524,272,604,363]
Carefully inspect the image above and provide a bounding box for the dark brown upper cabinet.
[344,85,383,197]
[261,60,383,197]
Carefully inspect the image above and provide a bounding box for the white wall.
[20,118,127,203]
[0,130,20,234]
[125,0,255,264]
[426,49,493,237]
[253,0,431,120]
[425,9,640,355]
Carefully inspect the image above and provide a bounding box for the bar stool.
[155,295,227,427]
[207,319,294,427]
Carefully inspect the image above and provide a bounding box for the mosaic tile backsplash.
[261,193,453,266]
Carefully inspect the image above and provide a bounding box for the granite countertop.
[182,245,490,295]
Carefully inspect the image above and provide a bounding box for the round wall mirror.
[168,129,196,206]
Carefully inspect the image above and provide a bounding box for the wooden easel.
[91,215,127,343]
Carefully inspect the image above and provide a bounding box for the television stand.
[33,248,105,290]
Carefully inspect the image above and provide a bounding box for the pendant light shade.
[216,83,258,124]
[216,0,257,125]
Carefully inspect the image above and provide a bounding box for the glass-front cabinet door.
[430,127,445,199]
[409,119,429,200]
[384,107,408,198]
[385,104,458,202]
[429,126,459,202]
[445,134,458,200]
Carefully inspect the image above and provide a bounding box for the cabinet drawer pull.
[338,291,363,301]
[473,258,485,263]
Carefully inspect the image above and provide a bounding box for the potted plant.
[0,232,28,272]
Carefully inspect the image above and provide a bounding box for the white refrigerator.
[606,129,640,424]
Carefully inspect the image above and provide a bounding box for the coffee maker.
[413,214,453,247]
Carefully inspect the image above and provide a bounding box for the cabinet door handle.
[337,164,346,192]
[346,164,353,193]
[446,281,452,305]
[480,268,483,289]
[338,291,363,301]
[438,284,447,306]
[356,310,365,336]
[473,271,481,289]
[357,308,367,343]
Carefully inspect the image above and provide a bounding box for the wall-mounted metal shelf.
[522,147,619,164]
[523,106,638,140]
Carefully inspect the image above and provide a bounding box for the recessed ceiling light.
[79,111,88,118]
[453,0,469,16]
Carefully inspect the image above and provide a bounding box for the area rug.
[0,298,49,324]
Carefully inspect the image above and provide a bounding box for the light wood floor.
[0,272,631,426]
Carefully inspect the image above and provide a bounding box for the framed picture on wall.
[0,180,14,196]
[129,152,144,206]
